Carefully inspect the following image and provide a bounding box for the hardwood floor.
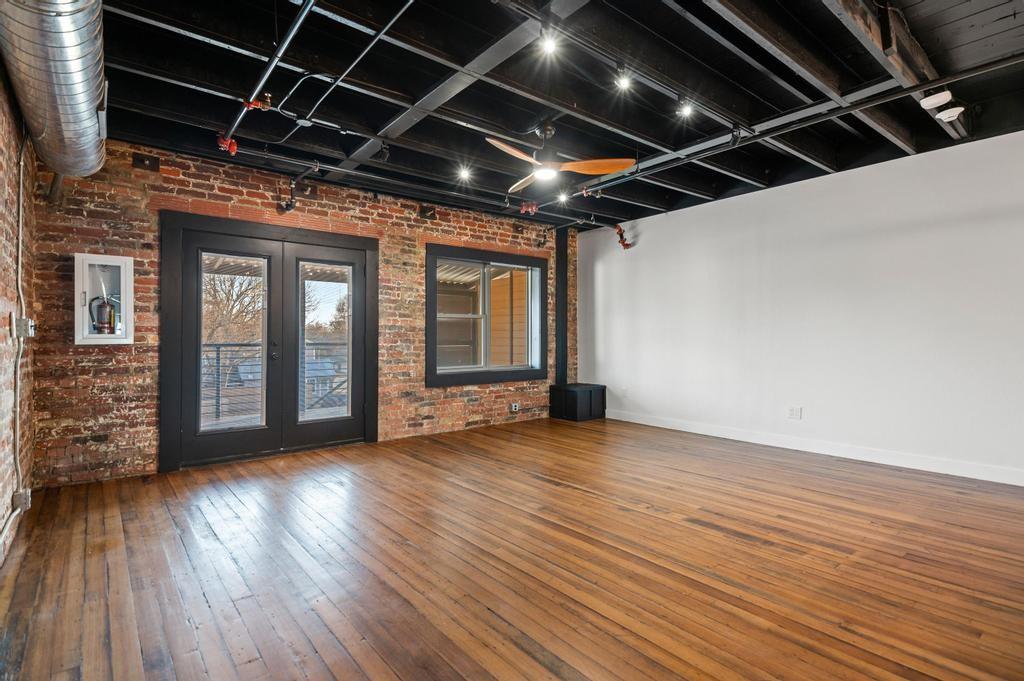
[1,419,1023,680]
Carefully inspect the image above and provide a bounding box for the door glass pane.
[299,262,352,422]
[200,253,268,431]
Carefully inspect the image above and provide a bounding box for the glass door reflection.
[199,252,268,431]
[298,261,352,422]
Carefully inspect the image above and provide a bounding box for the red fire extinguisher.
[89,296,116,334]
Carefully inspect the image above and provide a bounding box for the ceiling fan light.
[919,89,953,110]
[935,102,965,123]
[534,167,558,181]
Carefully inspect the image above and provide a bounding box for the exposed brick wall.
[0,73,35,563]
[31,140,578,486]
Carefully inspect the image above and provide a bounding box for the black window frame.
[425,243,548,388]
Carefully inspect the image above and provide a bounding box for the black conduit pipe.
[223,0,318,142]
[542,51,1024,209]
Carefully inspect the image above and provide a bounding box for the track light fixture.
[614,64,631,91]
[539,27,557,55]
[677,98,694,118]
[457,166,471,181]
[557,191,568,203]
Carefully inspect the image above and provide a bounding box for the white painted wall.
[578,131,1024,485]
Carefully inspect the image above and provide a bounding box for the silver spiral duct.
[0,0,106,177]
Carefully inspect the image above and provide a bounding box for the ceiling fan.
[485,124,635,194]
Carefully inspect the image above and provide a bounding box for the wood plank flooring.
[1,418,1023,680]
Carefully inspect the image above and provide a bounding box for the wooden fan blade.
[508,174,536,193]
[558,158,636,175]
[486,137,541,166]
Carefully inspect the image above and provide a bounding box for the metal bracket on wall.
[46,173,65,206]
[278,162,319,213]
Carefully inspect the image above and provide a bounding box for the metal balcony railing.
[199,341,348,429]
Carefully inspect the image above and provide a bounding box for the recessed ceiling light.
[458,166,471,180]
[919,89,953,110]
[677,99,694,118]
[557,192,568,203]
[615,64,631,91]
[540,34,557,55]
[534,167,558,181]
[935,102,965,123]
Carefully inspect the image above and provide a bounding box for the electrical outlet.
[510,402,521,413]
[787,406,803,420]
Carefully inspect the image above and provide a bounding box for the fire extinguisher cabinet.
[74,253,135,345]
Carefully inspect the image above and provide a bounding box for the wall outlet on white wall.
[787,406,803,420]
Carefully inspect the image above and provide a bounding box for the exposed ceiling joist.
[106,62,714,208]
[313,2,752,190]
[94,0,1023,224]
[701,0,917,155]
[103,65,649,221]
[820,0,968,139]
[506,0,839,173]
[334,0,591,174]
[659,0,866,139]
[103,3,724,202]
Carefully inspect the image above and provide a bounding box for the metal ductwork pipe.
[0,0,106,176]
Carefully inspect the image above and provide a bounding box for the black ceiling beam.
[820,0,968,140]
[302,0,782,186]
[104,61,662,217]
[104,4,723,203]
[102,64,647,222]
[104,99,639,224]
[538,50,1024,210]
[503,0,839,174]
[658,0,867,140]
[107,107,620,229]
[515,74,903,212]
[699,0,917,156]
[103,5,537,149]
[333,0,590,174]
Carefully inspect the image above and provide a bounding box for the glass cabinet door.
[74,253,134,345]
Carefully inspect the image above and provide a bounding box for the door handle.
[270,352,280,360]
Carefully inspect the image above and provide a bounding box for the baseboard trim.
[605,409,1024,487]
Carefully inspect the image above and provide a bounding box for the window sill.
[425,367,548,388]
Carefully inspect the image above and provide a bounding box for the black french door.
[160,213,378,470]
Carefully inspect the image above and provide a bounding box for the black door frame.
[159,211,379,472]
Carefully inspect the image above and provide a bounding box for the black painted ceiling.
[102,0,1024,227]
